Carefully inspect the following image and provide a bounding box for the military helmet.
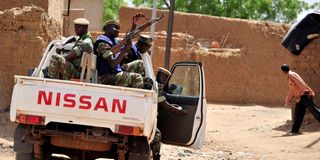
[138,35,153,46]
[74,18,90,25]
[158,67,171,76]
[103,20,120,30]
[156,67,171,84]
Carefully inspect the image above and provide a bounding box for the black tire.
[16,152,34,160]
[14,124,34,159]
[126,136,151,160]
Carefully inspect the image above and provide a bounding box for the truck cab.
[10,37,207,160]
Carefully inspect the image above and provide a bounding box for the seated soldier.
[94,14,149,88]
[156,67,187,115]
[121,35,153,66]
[119,35,153,79]
[48,18,93,80]
[150,67,188,160]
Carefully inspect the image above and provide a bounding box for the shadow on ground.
[273,116,320,133]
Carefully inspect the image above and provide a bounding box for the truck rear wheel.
[126,136,151,160]
[15,153,34,160]
[14,124,35,160]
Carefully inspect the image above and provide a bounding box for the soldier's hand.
[133,13,145,24]
[124,40,132,51]
[180,109,188,115]
[172,104,188,115]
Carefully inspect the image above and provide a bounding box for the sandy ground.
[1,104,319,160]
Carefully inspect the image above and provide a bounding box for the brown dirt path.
[1,104,320,160]
[161,104,320,160]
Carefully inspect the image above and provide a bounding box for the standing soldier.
[150,67,188,160]
[48,18,93,80]
[94,14,148,88]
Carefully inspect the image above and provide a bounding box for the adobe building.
[1,4,320,109]
[0,0,104,109]
[119,7,320,106]
[0,0,104,37]
[63,0,104,36]
[0,0,65,26]
[66,0,103,31]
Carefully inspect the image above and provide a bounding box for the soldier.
[121,35,153,66]
[94,14,148,88]
[48,18,93,80]
[150,67,188,160]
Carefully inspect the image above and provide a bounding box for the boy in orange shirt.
[281,64,320,135]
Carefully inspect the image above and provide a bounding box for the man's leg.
[150,129,161,160]
[99,74,117,85]
[61,61,75,80]
[48,54,62,79]
[115,72,144,88]
[122,60,145,77]
[291,100,307,133]
[48,54,73,80]
[302,96,320,122]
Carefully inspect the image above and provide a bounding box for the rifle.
[111,14,165,54]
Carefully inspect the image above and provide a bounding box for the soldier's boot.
[143,77,153,90]
[42,67,49,78]
[153,154,160,160]
[127,73,144,88]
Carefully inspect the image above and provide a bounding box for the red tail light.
[115,125,142,136]
[17,114,45,125]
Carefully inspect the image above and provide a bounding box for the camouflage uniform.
[151,68,173,159]
[149,83,166,160]
[122,59,145,76]
[95,38,145,88]
[121,43,142,65]
[48,33,93,80]
[150,128,161,160]
[157,83,167,103]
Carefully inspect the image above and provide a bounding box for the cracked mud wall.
[0,6,61,110]
[119,7,320,106]
[0,0,64,28]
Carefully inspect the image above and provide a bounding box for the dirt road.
[1,104,320,160]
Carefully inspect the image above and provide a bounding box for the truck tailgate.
[10,76,158,136]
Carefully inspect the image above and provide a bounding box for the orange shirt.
[285,71,315,105]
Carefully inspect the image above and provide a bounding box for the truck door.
[158,62,207,148]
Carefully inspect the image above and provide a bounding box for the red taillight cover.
[17,114,45,125]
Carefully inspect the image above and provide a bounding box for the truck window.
[168,65,200,97]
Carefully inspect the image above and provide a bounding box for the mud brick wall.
[119,7,320,106]
[0,0,48,11]
[0,0,65,29]
[290,38,320,97]
[150,33,252,104]
[0,6,61,109]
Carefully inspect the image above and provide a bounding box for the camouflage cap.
[158,67,171,76]
[74,18,89,25]
[103,20,120,28]
[138,35,153,46]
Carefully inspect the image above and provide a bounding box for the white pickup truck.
[10,37,207,160]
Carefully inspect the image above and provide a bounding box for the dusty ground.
[1,104,319,160]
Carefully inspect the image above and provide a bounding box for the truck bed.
[10,76,158,137]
